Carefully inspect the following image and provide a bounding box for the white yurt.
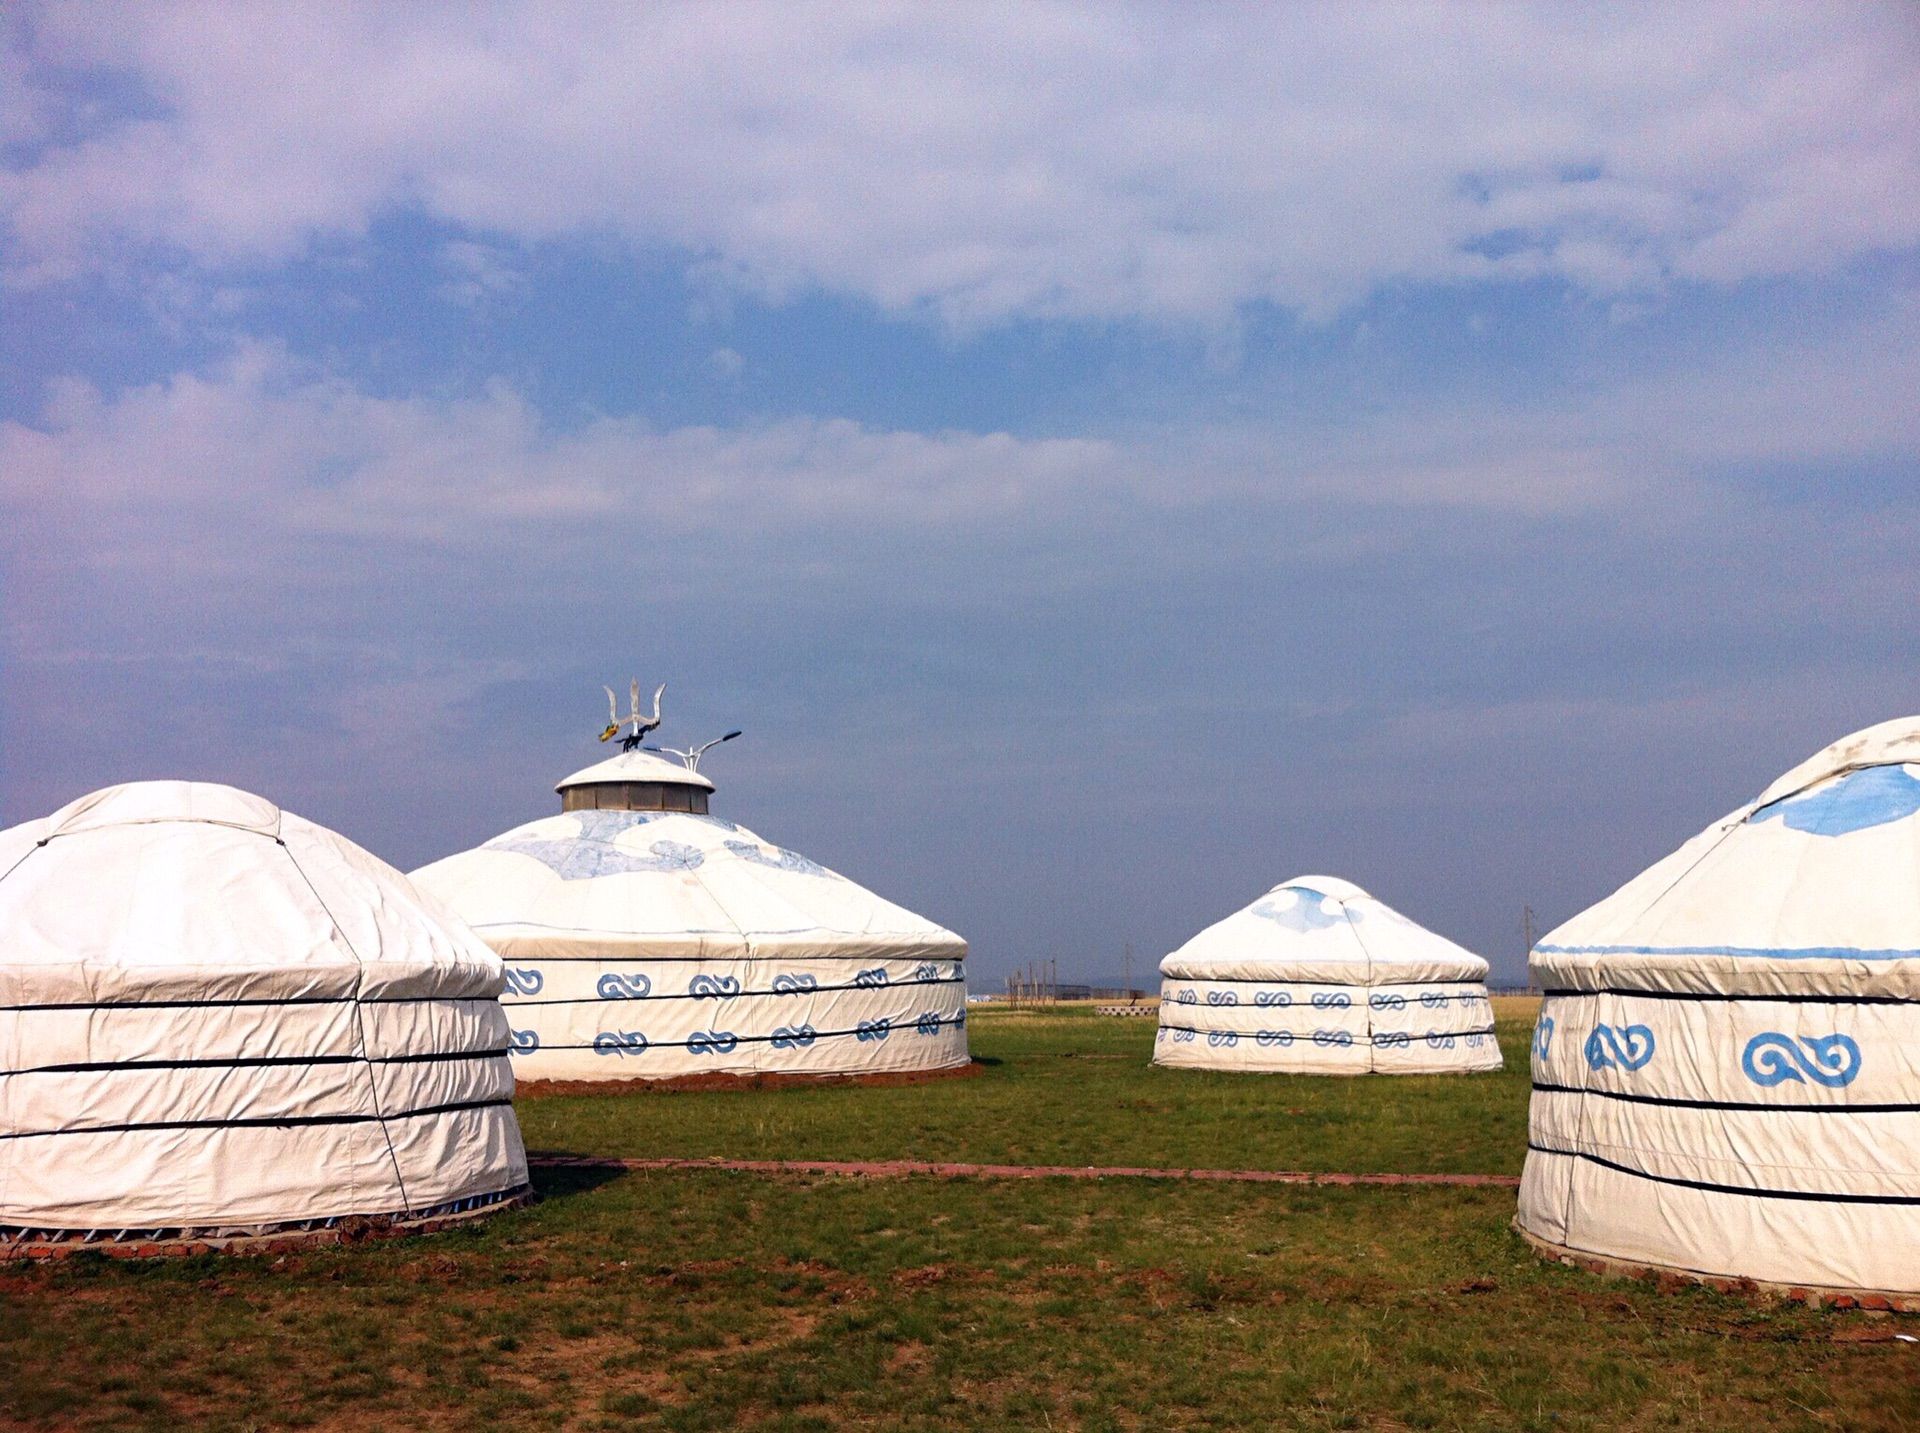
[411,745,969,1082]
[0,781,530,1249]
[1517,716,1920,1301]
[1154,875,1502,1075]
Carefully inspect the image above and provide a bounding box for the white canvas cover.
[411,804,969,1080]
[1154,875,1501,1074]
[0,781,529,1239]
[1517,715,1920,1295]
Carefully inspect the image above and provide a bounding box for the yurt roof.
[557,749,715,793]
[412,807,965,963]
[1535,715,1920,996]
[1160,874,1487,985]
[0,779,503,1005]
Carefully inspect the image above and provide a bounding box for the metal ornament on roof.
[644,729,743,771]
[600,679,665,751]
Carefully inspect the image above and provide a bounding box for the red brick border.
[528,1152,1519,1188]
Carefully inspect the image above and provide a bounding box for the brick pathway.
[527,1153,1519,1188]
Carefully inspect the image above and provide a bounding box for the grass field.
[5,999,1917,1431]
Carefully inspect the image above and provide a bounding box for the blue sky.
[4,3,1918,986]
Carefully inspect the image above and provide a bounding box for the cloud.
[5,3,1916,321]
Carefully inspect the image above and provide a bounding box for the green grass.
[3,1002,1915,1431]
[518,1004,1533,1175]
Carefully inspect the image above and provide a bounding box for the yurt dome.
[0,781,530,1251]
[1154,875,1501,1075]
[411,721,968,1083]
[1517,715,1920,1301]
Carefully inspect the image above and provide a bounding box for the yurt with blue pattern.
[1517,715,1920,1299]
[411,749,968,1082]
[1154,875,1501,1075]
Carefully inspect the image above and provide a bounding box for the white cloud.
[4,3,1915,321]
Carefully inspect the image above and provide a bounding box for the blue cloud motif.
[1171,1027,1196,1043]
[1206,990,1238,1006]
[1369,992,1407,1011]
[770,1024,816,1049]
[855,1018,892,1042]
[1311,991,1351,1010]
[1248,885,1348,933]
[502,967,544,997]
[1424,1031,1456,1049]
[724,839,831,877]
[487,812,706,879]
[853,967,890,988]
[1375,1031,1411,1048]
[1742,1032,1862,1088]
[1532,1016,1554,1061]
[688,974,742,998]
[915,1010,945,1035]
[596,972,653,999]
[1174,988,1197,1005]
[772,972,819,994]
[1584,1023,1655,1072]
[687,1030,738,1056]
[1255,1030,1294,1047]
[1420,991,1449,1009]
[1254,990,1291,1008]
[1207,1030,1239,1048]
[508,1029,539,1053]
[592,1030,648,1057]
[1751,764,1920,838]
[1311,1030,1354,1047]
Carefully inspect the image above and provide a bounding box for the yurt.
[0,781,530,1251]
[411,741,969,1082]
[1517,716,1920,1302]
[1154,875,1502,1074]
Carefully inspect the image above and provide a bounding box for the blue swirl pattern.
[502,967,544,996]
[592,1030,649,1057]
[853,967,890,988]
[914,1011,944,1036]
[1584,1023,1655,1072]
[769,1024,816,1049]
[855,1018,892,1042]
[1741,1032,1862,1088]
[1311,1030,1353,1048]
[1375,1031,1410,1049]
[1255,1030,1294,1047]
[596,972,653,1000]
[1253,990,1291,1008]
[1310,991,1351,1010]
[1207,1030,1239,1048]
[686,1030,739,1056]
[1206,990,1238,1006]
[771,972,818,994]
[688,973,743,998]
[1531,1016,1554,1061]
[1369,992,1406,1011]
[508,1029,540,1053]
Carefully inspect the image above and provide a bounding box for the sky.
[3,2,1918,988]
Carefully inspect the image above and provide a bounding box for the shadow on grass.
[527,1159,630,1204]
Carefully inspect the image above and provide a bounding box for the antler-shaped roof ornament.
[599,679,666,752]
